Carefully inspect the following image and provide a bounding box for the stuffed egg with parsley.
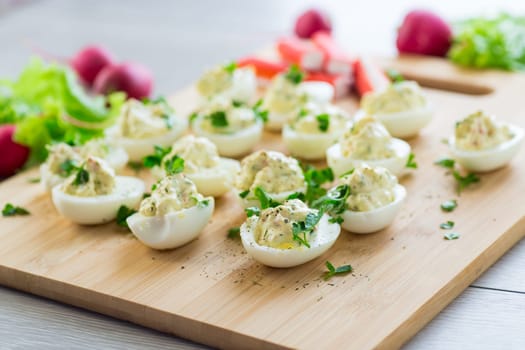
[240,199,340,268]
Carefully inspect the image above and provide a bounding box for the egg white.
[341,184,406,234]
[239,187,307,209]
[355,102,433,139]
[240,213,340,268]
[127,198,214,250]
[448,123,524,172]
[103,145,129,172]
[265,112,291,132]
[192,117,263,157]
[228,68,258,104]
[298,81,334,105]
[106,117,188,162]
[153,158,240,197]
[326,139,411,177]
[282,125,340,160]
[51,176,145,225]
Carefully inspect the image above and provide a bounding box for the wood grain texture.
[0,55,525,349]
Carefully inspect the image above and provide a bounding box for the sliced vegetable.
[311,31,354,75]
[353,57,390,96]
[237,57,287,80]
[276,37,324,71]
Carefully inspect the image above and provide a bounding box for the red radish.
[294,8,332,39]
[396,10,452,57]
[70,45,115,86]
[93,62,153,100]
[0,125,30,177]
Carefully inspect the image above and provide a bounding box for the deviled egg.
[196,62,257,104]
[326,115,411,177]
[51,156,145,225]
[106,98,187,161]
[40,143,83,191]
[127,174,214,250]
[152,135,240,197]
[78,138,129,171]
[262,67,334,131]
[337,164,406,234]
[240,199,340,268]
[449,111,524,172]
[235,150,306,208]
[359,81,432,138]
[282,102,349,160]
[191,96,264,157]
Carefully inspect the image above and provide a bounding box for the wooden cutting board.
[1,55,524,350]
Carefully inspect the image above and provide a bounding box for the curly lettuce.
[448,14,525,71]
[0,58,125,164]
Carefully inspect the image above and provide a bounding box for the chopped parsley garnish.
[323,261,353,280]
[253,186,281,209]
[245,206,260,217]
[312,184,351,216]
[434,158,455,169]
[339,168,355,178]
[196,198,210,208]
[453,171,480,194]
[142,192,151,199]
[59,159,80,177]
[232,100,244,108]
[440,199,458,212]
[127,161,144,172]
[161,114,173,130]
[385,68,405,83]
[405,152,418,169]
[208,111,229,128]
[73,167,90,186]
[223,61,237,74]
[316,113,330,132]
[227,227,240,239]
[434,157,480,194]
[2,203,30,217]
[164,155,185,175]
[116,205,136,229]
[328,216,344,224]
[27,177,40,183]
[303,165,334,205]
[284,64,304,84]
[291,211,322,248]
[252,99,268,123]
[286,192,305,201]
[189,112,199,123]
[440,221,455,230]
[444,232,460,240]
[238,190,250,198]
[298,108,309,117]
[151,183,158,191]
[143,145,172,168]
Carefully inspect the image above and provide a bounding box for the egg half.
[51,176,145,225]
[240,213,340,268]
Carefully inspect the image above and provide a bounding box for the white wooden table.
[1,1,524,348]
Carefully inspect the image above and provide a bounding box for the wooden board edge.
[0,267,291,350]
[376,216,525,349]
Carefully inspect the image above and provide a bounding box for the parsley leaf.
[227,227,240,239]
[164,155,185,175]
[245,207,260,217]
[434,158,455,169]
[440,221,455,229]
[59,159,80,177]
[127,161,144,172]
[252,99,268,123]
[196,198,210,208]
[284,64,304,84]
[312,184,351,215]
[2,203,30,217]
[189,112,199,124]
[385,68,405,83]
[143,145,172,168]
[254,186,281,209]
[291,211,322,248]
[73,167,89,186]
[223,61,237,74]
[232,100,244,108]
[328,216,344,224]
[441,199,458,212]
[316,113,330,132]
[239,190,250,199]
[406,152,418,169]
[161,114,173,130]
[323,261,353,280]
[208,111,228,128]
[116,205,136,229]
[453,171,480,194]
[303,165,334,205]
[444,232,460,240]
[339,168,355,178]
